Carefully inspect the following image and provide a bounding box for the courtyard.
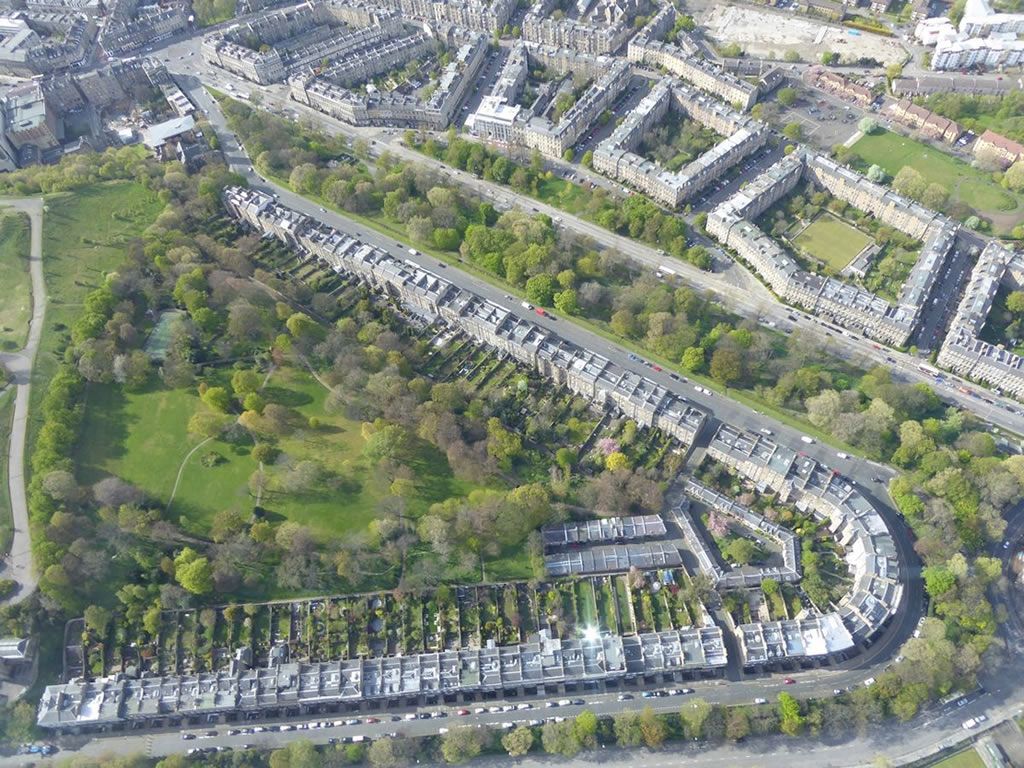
[792,212,873,272]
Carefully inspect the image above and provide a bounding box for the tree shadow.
[74,383,134,485]
[262,386,314,408]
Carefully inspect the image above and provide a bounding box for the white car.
[753,697,767,705]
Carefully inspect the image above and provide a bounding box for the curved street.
[0,197,45,605]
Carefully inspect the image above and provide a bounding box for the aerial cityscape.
[0,0,1022,764]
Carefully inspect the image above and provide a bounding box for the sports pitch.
[792,213,873,272]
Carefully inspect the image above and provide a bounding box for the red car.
[652,365,662,372]
[535,307,546,317]
[456,709,470,716]
[783,678,796,685]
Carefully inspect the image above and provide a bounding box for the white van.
[800,435,814,444]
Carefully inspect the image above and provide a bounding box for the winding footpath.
[0,198,45,605]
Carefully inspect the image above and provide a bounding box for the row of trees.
[408,131,709,269]
[140,685,906,768]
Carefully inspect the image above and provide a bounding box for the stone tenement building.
[201,1,405,85]
[37,625,728,731]
[627,7,758,112]
[592,76,767,208]
[290,32,487,130]
[99,0,188,55]
[708,150,958,347]
[521,0,642,55]
[224,186,709,446]
[0,12,95,76]
[937,241,1024,399]
[466,42,630,159]
[373,0,515,33]
[707,424,904,662]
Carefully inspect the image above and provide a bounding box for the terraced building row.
[708,149,959,347]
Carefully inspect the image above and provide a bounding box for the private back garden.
[759,181,922,303]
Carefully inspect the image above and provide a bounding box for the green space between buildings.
[927,747,985,768]
[28,181,165,458]
[853,130,1022,229]
[792,212,872,272]
[0,211,31,352]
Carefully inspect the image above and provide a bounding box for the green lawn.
[853,130,1022,229]
[0,211,31,351]
[793,213,872,271]
[28,181,165,462]
[0,388,14,554]
[75,364,480,542]
[927,748,985,768]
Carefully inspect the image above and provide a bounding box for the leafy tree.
[1004,160,1024,192]
[363,423,410,463]
[613,710,643,746]
[554,288,579,315]
[201,386,232,413]
[605,451,630,471]
[367,736,416,768]
[269,740,321,768]
[286,312,325,342]
[681,346,705,373]
[680,698,713,739]
[723,537,761,564]
[501,726,534,756]
[232,368,262,399]
[724,707,750,741]
[541,720,582,756]
[440,726,488,763]
[525,274,557,305]
[639,706,668,748]
[778,692,804,735]
[1008,290,1024,315]
[892,166,927,200]
[859,117,880,135]
[710,346,743,386]
[777,87,797,107]
[782,122,803,141]
[573,710,598,749]
[174,547,213,595]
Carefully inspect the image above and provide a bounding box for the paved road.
[160,42,1024,441]
[0,198,44,605]
[183,76,922,673]
[0,53,1016,768]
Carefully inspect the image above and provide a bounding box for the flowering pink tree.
[597,437,620,456]
[706,510,730,539]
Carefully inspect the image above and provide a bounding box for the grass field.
[28,181,164,461]
[0,211,31,351]
[927,748,985,768]
[0,388,14,554]
[853,130,1023,231]
[793,213,872,271]
[75,364,481,542]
